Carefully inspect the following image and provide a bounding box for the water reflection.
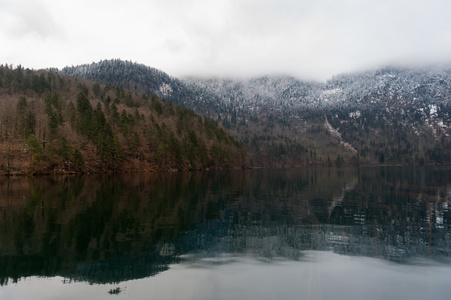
[0,167,450,286]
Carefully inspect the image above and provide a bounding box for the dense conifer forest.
[0,64,247,174]
[61,60,451,167]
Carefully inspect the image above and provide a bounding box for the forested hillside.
[61,60,451,167]
[0,64,248,174]
[61,60,349,166]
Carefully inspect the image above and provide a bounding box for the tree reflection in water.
[0,167,450,285]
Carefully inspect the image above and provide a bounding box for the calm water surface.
[0,167,450,299]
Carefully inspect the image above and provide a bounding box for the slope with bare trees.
[0,64,248,174]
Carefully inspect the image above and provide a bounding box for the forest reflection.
[0,167,450,285]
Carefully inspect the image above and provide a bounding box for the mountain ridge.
[59,59,451,167]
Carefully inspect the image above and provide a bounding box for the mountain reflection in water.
[0,167,450,286]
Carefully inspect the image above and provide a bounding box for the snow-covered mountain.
[59,60,451,166]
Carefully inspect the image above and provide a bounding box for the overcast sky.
[1,0,451,81]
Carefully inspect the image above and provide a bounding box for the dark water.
[0,167,450,300]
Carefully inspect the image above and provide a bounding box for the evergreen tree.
[19,110,36,137]
[76,91,93,136]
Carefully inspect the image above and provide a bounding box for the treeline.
[0,64,248,174]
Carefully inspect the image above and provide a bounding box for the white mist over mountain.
[1,0,451,81]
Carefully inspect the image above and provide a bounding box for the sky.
[1,0,451,81]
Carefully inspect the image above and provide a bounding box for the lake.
[0,167,450,300]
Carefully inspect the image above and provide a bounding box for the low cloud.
[1,0,451,80]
